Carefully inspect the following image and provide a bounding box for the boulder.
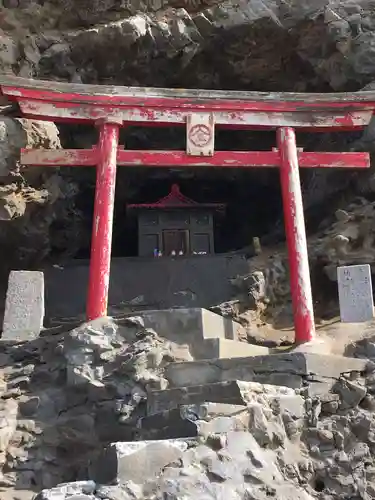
[0,118,60,182]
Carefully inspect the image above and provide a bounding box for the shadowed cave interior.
[54,124,363,260]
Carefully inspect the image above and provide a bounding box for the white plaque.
[186,113,215,156]
[337,264,374,323]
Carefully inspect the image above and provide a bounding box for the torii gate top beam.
[1,76,375,130]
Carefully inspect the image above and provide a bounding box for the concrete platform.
[164,352,374,395]
[43,254,250,321]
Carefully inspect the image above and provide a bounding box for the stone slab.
[89,439,190,485]
[180,402,250,437]
[270,394,305,419]
[147,380,297,415]
[2,271,44,341]
[139,408,199,440]
[201,308,242,341]
[201,338,269,359]
[141,308,242,340]
[289,338,330,355]
[337,264,374,323]
[164,353,373,391]
[139,403,248,440]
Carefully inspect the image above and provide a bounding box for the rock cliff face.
[1,317,375,500]
[3,0,375,91]
[0,118,87,281]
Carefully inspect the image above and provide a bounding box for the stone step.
[147,379,302,415]
[201,338,269,359]
[89,439,195,485]
[138,307,243,340]
[139,402,249,440]
[163,352,373,396]
[118,308,246,359]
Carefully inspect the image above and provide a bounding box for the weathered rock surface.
[0,117,63,276]
[219,196,375,332]
[0,118,60,183]
[0,117,85,285]
[0,318,374,499]
[0,317,192,495]
[3,0,375,92]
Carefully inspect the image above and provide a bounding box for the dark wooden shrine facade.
[128,184,224,257]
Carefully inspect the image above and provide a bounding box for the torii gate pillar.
[87,120,120,321]
[277,127,315,343]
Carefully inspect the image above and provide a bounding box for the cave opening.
[53,122,364,262]
[51,123,363,264]
[54,125,286,260]
[113,167,284,258]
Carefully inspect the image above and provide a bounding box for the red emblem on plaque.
[188,124,212,147]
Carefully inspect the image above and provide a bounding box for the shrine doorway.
[162,230,189,255]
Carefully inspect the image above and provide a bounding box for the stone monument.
[337,264,374,323]
[2,271,44,340]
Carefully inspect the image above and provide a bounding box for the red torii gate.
[0,76,374,344]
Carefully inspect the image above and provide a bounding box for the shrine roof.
[127,184,225,210]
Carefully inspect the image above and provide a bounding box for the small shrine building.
[127,184,225,257]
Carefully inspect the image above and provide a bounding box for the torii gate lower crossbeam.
[1,76,373,345]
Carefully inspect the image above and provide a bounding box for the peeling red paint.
[20,148,370,169]
[15,98,373,130]
[277,127,315,344]
[86,122,119,321]
[21,148,98,166]
[0,76,373,130]
[2,76,375,112]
